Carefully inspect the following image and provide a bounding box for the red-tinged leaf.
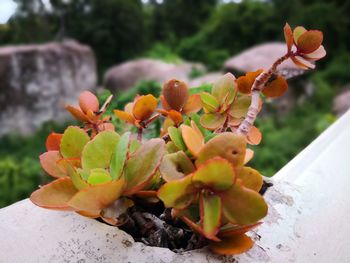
[45,133,62,151]
[209,234,254,255]
[181,125,204,157]
[196,133,247,167]
[291,56,315,69]
[79,91,99,113]
[237,167,263,192]
[168,110,183,126]
[114,110,135,124]
[182,94,202,115]
[163,79,189,111]
[236,69,263,94]
[60,126,90,159]
[123,139,165,195]
[244,149,254,164]
[160,95,172,111]
[293,26,307,43]
[190,120,203,138]
[133,190,158,198]
[66,105,88,122]
[200,113,226,130]
[67,178,125,215]
[181,216,221,242]
[192,158,235,191]
[220,181,268,225]
[30,177,77,211]
[263,75,288,98]
[297,30,323,54]
[229,95,251,119]
[160,151,195,182]
[200,92,219,112]
[218,222,262,238]
[132,94,157,121]
[157,175,197,209]
[200,193,222,239]
[304,45,326,61]
[284,23,293,52]
[39,151,66,178]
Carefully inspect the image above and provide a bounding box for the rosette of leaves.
[31,128,164,225]
[158,79,202,132]
[157,130,267,255]
[284,23,326,69]
[66,91,114,136]
[199,73,262,145]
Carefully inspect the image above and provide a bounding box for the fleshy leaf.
[181,215,220,242]
[129,139,141,154]
[297,30,323,53]
[263,75,288,98]
[45,133,62,151]
[244,149,254,164]
[30,177,77,211]
[304,45,326,61]
[284,23,293,52]
[200,92,219,112]
[159,151,195,182]
[220,181,268,225]
[181,125,204,157]
[87,168,112,185]
[65,105,89,122]
[60,126,90,159]
[68,178,125,215]
[247,126,262,145]
[39,151,67,178]
[157,175,197,209]
[218,222,262,238]
[291,55,315,69]
[163,79,189,111]
[123,139,165,195]
[196,133,247,167]
[79,91,99,114]
[237,167,263,192]
[209,234,254,255]
[236,69,263,94]
[192,158,235,191]
[229,95,251,119]
[182,94,202,115]
[212,73,236,105]
[200,113,226,130]
[200,193,222,239]
[168,110,183,126]
[66,164,89,190]
[114,110,135,124]
[82,130,120,171]
[293,26,307,43]
[110,132,130,180]
[132,94,157,120]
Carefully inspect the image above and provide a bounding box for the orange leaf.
[45,132,63,151]
[297,30,323,54]
[79,91,99,114]
[114,110,135,124]
[182,94,202,115]
[181,125,204,157]
[66,105,88,122]
[237,167,263,192]
[168,110,183,126]
[244,149,254,164]
[181,216,221,242]
[163,79,189,111]
[263,75,288,98]
[160,95,172,111]
[236,69,263,94]
[39,151,67,178]
[209,234,254,255]
[247,126,262,145]
[132,94,158,121]
[30,177,77,211]
[284,23,293,52]
[218,222,262,238]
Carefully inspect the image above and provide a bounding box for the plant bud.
[163,79,189,111]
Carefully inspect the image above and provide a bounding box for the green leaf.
[212,73,236,105]
[228,95,251,119]
[65,162,89,190]
[200,113,226,130]
[60,126,90,158]
[201,193,222,239]
[192,158,235,191]
[200,92,219,112]
[87,168,112,185]
[220,182,268,225]
[237,167,263,192]
[110,132,130,180]
[168,126,186,151]
[129,139,141,154]
[123,139,165,195]
[159,151,195,182]
[82,131,120,172]
[196,133,247,167]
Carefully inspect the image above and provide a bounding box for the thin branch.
[137,127,143,142]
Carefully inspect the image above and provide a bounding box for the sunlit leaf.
[66,164,89,190]
[168,110,183,126]
[60,126,89,159]
[237,167,263,192]
[247,126,262,145]
[45,133,62,151]
[39,151,67,178]
[65,105,89,122]
[87,168,112,185]
[236,69,263,94]
[196,133,247,167]
[200,113,226,130]
[212,73,236,105]
[30,177,77,211]
[132,94,157,120]
[159,151,195,182]
[82,130,120,171]
[297,30,323,53]
[209,234,254,255]
[284,23,293,52]
[114,110,135,124]
[200,193,222,239]
[200,92,219,112]
[123,139,165,195]
[229,95,251,119]
[263,75,288,98]
[181,125,204,157]
[79,91,99,114]
[182,94,202,115]
[163,79,189,111]
[110,132,130,180]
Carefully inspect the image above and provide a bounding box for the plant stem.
[237,52,291,135]
[137,127,143,142]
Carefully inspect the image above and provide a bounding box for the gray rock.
[0,40,97,136]
[333,86,350,116]
[103,58,205,91]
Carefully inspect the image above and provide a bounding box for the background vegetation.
[0,0,349,207]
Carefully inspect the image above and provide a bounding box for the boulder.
[224,42,302,77]
[188,72,223,88]
[103,58,205,91]
[333,86,350,116]
[0,40,97,136]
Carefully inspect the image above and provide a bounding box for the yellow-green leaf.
[87,168,112,185]
[159,151,195,182]
[200,92,219,112]
[60,126,90,158]
[201,193,222,239]
[229,95,251,119]
[200,113,226,130]
[168,126,186,151]
[212,73,236,105]
[110,132,130,180]
[237,167,263,192]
